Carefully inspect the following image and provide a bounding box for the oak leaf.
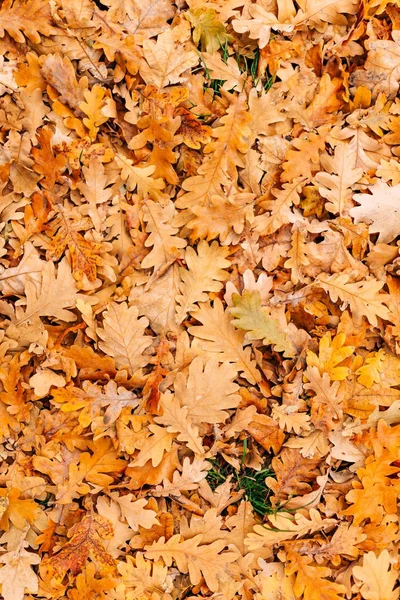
[245,509,336,551]
[317,273,391,327]
[102,0,175,43]
[177,94,251,211]
[294,0,359,27]
[144,534,237,592]
[356,349,385,388]
[129,264,182,335]
[310,524,366,566]
[232,4,293,48]
[189,299,261,384]
[187,8,229,53]
[0,241,43,296]
[343,450,400,525]
[315,141,363,215]
[304,366,344,431]
[118,554,170,599]
[0,540,40,600]
[155,393,204,455]
[285,549,346,600]
[350,181,400,243]
[153,456,210,497]
[45,439,127,504]
[96,497,134,558]
[253,179,305,236]
[352,549,399,600]
[109,492,159,531]
[266,448,321,505]
[173,356,240,425]
[97,301,153,374]
[176,240,230,324]
[0,0,58,43]
[141,200,187,271]
[244,412,285,454]
[0,488,39,532]
[52,380,138,428]
[15,258,81,325]
[116,155,166,202]
[79,85,109,141]
[31,128,67,190]
[231,290,295,357]
[376,158,400,185]
[77,157,113,233]
[46,214,103,283]
[66,563,116,600]
[40,512,117,582]
[129,424,175,468]
[188,192,255,243]
[40,54,86,109]
[363,39,400,99]
[199,52,245,92]
[306,332,354,381]
[140,29,198,88]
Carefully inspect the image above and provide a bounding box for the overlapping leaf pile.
[1,0,400,598]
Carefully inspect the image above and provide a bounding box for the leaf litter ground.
[1,0,400,599]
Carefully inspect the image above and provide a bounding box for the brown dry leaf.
[40,513,117,582]
[0,0,58,43]
[40,54,86,109]
[244,412,285,454]
[266,449,321,505]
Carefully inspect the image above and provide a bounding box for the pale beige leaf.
[155,393,204,455]
[140,29,198,88]
[77,157,113,232]
[350,181,400,243]
[189,299,261,384]
[109,492,159,531]
[352,550,399,600]
[173,356,240,425]
[314,141,363,215]
[176,240,230,324]
[97,301,152,373]
[16,258,81,325]
[141,200,187,270]
[200,52,245,91]
[130,424,174,468]
[96,497,134,557]
[0,242,43,296]
[130,264,181,335]
[317,272,391,327]
[0,542,40,600]
[144,534,237,592]
[245,509,336,551]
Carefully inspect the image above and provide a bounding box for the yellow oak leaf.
[231,290,295,357]
[285,550,346,600]
[187,7,229,53]
[306,332,354,381]
[79,85,110,141]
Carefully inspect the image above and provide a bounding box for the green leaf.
[230,290,295,357]
[186,8,229,53]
